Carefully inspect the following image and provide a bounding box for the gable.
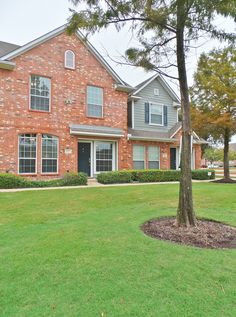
[0,25,132,91]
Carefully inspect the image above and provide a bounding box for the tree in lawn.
[68,0,236,226]
[191,47,236,181]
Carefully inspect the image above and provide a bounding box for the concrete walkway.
[0,179,213,193]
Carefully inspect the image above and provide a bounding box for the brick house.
[0,25,204,179]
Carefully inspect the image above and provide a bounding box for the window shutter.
[163,105,168,126]
[145,102,149,123]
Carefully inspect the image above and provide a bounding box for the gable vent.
[154,88,159,96]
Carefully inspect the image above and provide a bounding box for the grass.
[0,183,236,317]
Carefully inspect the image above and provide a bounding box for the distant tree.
[191,47,236,180]
[204,147,223,164]
[68,0,236,226]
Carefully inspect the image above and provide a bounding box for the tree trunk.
[176,0,196,226]
[223,128,230,179]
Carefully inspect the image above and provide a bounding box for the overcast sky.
[1,0,235,141]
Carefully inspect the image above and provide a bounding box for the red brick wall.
[0,32,128,178]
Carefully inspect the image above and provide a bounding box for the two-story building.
[0,25,204,179]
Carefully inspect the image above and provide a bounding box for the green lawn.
[0,183,236,317]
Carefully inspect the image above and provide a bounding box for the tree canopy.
[191,47,236,179]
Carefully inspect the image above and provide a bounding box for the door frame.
[78,140,93,177]
[170,147,180,170]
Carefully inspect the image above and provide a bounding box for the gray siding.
[133,78,178,132]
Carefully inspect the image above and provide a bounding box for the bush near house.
[97,171,132,184]
[0,172,87,189]
[97,169,215,184]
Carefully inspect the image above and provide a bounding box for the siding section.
[133,78,178,132]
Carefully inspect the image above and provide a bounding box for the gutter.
[114,83,133,93]
[70,129,124,138]
[128,134,177,143]
[0,60,15,70]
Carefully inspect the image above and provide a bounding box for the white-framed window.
[133,145,145,170]
[150,104,163,125]
[30,75,51,112]
[18,134,37,174]
[87,86,103,118]
[64,50,75,69]
[41,134,58,174]
[148,146,160,169]
[95,141,114,172]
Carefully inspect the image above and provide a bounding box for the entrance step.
[87,178,100,186]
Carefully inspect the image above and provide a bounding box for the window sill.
[148,123,164,127]
[86,116,104,120]
[29,109,50,114]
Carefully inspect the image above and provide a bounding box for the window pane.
[19,159,36,174]
[65,50,75,69]
[133,161,145,170]
[148,146,160,161]
[42,159,57,173]
[150,114,162,124]
[18,134,37,174]
[30,75,50,111]
[42,135,58,173]
[150,104,163,124]
[133,145,145,160]
[88,104,102,117]
[148,146,160,169]
[96,142,113,172]
[87,86,103,117]
[148,161,160,169]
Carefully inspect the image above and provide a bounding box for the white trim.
[170,125,182,139]
[41,134,59,175]
[149,103,164,126]
[129,135,176,143]
[64,50,75,69]
[147,145,160,169]
[193,131,200,140]
[170,147,179,170]
[86,85,103,118]
[29,75,51,112]
[70,130,123,138]
[131,100,134,129]
[133,144,146,170]
[94,141,117,174]
[18,134,37,175]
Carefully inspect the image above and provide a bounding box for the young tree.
[68,0,236,226]
[191,47,236,180]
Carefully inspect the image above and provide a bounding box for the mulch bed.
[212,178,236,184]
[141,217,236,249]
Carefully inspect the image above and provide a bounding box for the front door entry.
[170,148,177,170]
[78,143,91,176]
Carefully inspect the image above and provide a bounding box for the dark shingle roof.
[0,41,20,58]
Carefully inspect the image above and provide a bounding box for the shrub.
[60,172,87,186]
[97,171,132,184]
[192,169,215,180]
[0,172,87,189]
[131,169,181,182]
[0,173,31,189]
[96,169,215,184]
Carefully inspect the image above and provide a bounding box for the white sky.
[1,0,235,141]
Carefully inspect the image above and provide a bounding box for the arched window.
[64,50,75,69]
[41,134,58,173]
